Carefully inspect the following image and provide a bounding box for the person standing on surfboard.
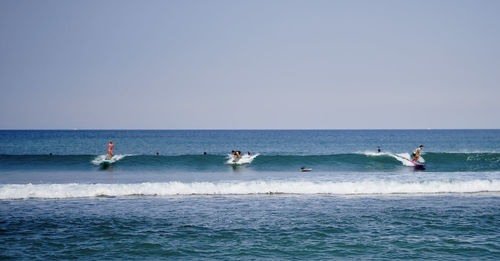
[412,145,423,162]
[106,140,115,160]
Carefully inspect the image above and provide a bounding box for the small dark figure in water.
[203,152,207,155]
[49,153,53,156]
[155,152,159,156]
[377,146,381,153]
[246,152,251,156]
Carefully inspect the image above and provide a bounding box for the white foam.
[1,179,499,199]
[363,151,425,166]
[363,151,392,157]
[226,153,260,165]
[91,154,131,165]
[390,153,416,166]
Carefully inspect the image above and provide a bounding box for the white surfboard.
[101,157,112,164]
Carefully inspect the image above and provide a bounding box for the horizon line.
[1,128,499,131]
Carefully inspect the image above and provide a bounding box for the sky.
[0,0,499,129]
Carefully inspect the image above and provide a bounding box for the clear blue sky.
[1,0,499,129]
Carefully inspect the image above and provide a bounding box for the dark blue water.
[1,130,499,259]
[1,129,499,155]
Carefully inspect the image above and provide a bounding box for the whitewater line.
[1,179,499,199]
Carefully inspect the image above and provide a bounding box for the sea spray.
[225,153,260,165]
[91,154,132,165]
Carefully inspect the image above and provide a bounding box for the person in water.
[246,152,251,156]
[377,146,381,153]
[106,140,115,160]
[412,145,424,162]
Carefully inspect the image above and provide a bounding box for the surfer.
[377,146,381,153]
[412,145,423,162]
[246,152,251,156]
[232,150,241,160]
[106,140,115,160]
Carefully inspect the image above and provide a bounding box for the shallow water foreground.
[1,195,499,260]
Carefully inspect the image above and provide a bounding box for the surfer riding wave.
[106,140,115,160]
[412,145,424,162]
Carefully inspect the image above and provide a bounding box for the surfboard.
[101,158,112,164]
[300,168,312,172]
[409,160,425,168]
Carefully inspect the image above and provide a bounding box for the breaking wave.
[0,152,499,172]
[1,179,499,199]
[91,154,132,165]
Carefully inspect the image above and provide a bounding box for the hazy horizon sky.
[1,0,499,129]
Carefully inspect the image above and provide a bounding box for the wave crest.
[91,154,132,165]
[1,152,499,172]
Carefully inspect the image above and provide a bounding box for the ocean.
[1,130,499,259]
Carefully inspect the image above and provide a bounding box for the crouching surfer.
[232,150,241,161]
[412,145,423,162]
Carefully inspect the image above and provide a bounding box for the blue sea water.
[1,130,499,259]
